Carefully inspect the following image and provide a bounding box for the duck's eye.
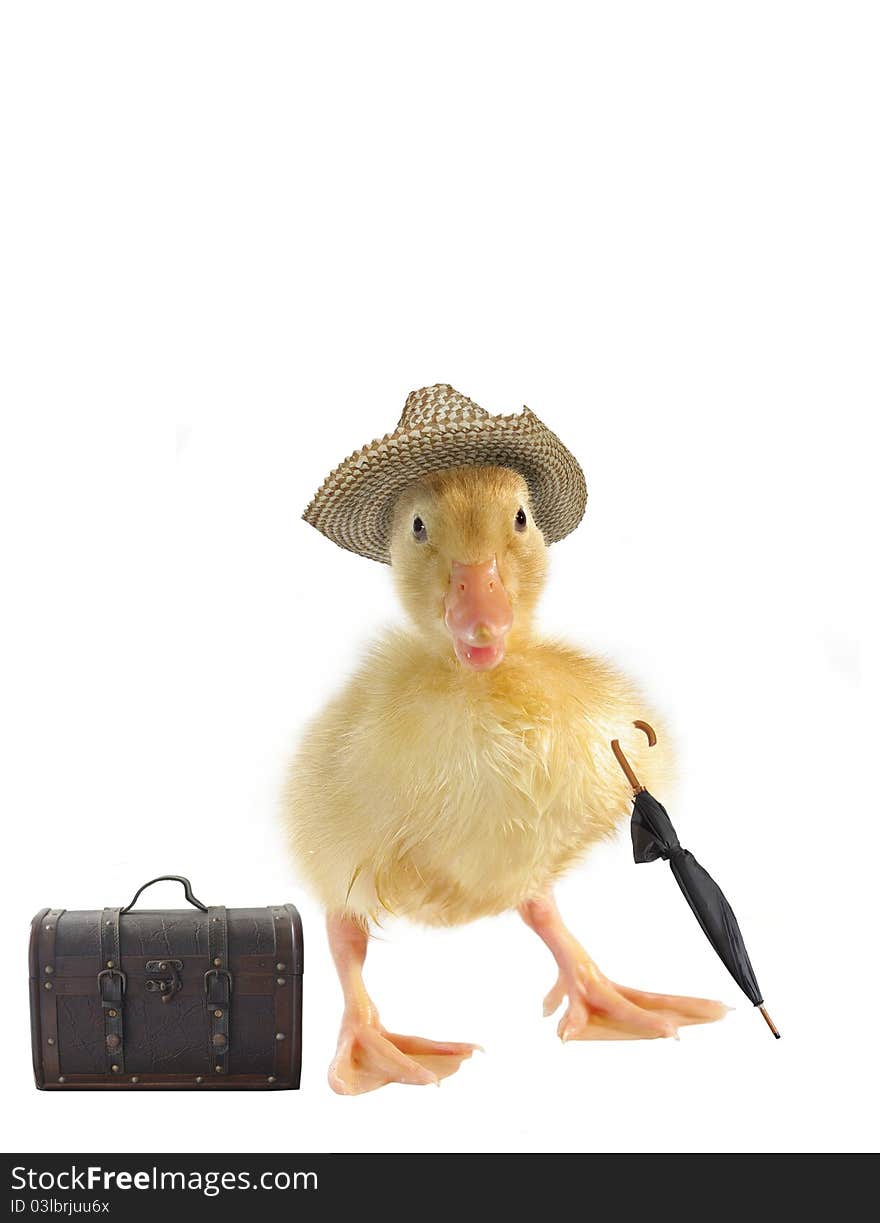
[514,507,527,532]
[412,516,427,541]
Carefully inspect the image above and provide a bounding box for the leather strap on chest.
[98,907,125,1075]
[206,905,231,1075]
[40,909,65,1081]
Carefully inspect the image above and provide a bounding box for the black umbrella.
[611,720,780,1038]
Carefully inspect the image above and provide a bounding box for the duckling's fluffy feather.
[284,630,673,926]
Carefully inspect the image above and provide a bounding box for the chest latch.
[144,959,183,1002]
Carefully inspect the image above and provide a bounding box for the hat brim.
[303,408,587,563]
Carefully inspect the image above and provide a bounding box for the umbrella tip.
[759,1004,781,1039]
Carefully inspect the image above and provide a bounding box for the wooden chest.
[30,876,303,1090]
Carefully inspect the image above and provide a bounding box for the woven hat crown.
[398,384,488,430]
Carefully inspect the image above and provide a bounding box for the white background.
[1,2,877,1155]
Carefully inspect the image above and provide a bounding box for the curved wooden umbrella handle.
[610,720,657,795]
[633,720,656,746]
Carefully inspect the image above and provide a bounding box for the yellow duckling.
[285,386,725,1094]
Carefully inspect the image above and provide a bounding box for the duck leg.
[519,893,728,1041]
[326,913,480,1094]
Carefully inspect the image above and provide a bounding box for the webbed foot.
[542,960,728,1041]
[329,1018,480,1095]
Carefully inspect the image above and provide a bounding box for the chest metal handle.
[120,876,208,915]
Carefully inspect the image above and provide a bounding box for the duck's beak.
[444,558,513,671]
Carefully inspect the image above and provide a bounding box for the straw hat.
[303,384,588,563]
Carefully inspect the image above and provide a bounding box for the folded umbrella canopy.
[611,721,780,1038]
